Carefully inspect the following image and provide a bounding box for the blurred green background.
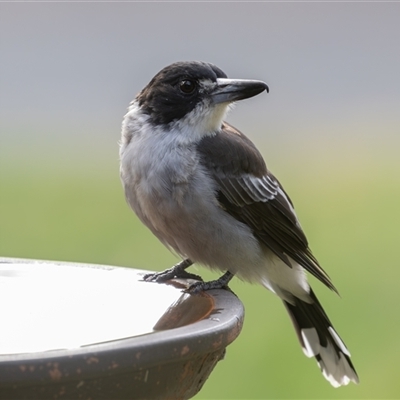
[1,2,399,399]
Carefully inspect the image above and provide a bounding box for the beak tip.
[212,78,269,104]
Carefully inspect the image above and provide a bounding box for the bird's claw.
[143,268,176,283]
[142,265,203,284]
[185,271,235,293]
[185,280,229,294]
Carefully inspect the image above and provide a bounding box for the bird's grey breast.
[120,112,210,234]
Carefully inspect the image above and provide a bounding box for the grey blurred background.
[2,2,399,162]
[1,2,400,399]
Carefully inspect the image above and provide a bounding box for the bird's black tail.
[283,289,359,387]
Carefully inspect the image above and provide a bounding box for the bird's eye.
[179,79,196,94]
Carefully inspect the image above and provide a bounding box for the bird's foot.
[143,259,202,283]
[186,271,234,293]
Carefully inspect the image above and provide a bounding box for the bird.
[119,61,359,387]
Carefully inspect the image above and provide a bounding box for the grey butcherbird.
[119,61,359,387]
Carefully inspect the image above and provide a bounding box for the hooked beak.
[211,78,269,105]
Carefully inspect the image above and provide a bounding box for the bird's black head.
[137,61,268,128]
[137,61,226,126]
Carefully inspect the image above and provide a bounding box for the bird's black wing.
[197,122,336,292]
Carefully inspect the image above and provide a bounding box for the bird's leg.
[143,258,203,283]
[186,271,234,293]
